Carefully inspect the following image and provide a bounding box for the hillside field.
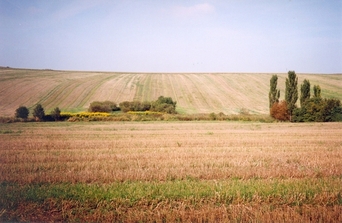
[0,67,341,116]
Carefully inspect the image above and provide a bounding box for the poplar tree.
[300,79,310,107]
[269,75,280,111]
[313,85,321,98]
[285,71,298,120]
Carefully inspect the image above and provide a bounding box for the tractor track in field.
[90,73,131,103]
[77,74,117,108]
[38,78,84,111]
[166,74,179,103]
[185,74,211,112]
[178,74,205,113]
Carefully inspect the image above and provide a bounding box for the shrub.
[270,101,289,121]
[50,107,61,121]
[43,114,55,121]
[151,96,177,114]
[120,96,177,114]
[293,97,342,122]
[15,106,29,119]
[89,101,119,112]
[322,98,341,122]
[209,113,217,120]
[331,106,342,121]
[119,101,131,113]
[119,101,151,112]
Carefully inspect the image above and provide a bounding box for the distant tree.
[154,96,176,106]
[270,100,290,121]
[15,106,29,119]
[285,71,298,121]
[313,85,321,98]
[269,75,280,111]
[300,79,310,107]
[50,107,61,121]
[33,104,45,121]
[151,96,177,114]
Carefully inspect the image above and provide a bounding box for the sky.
[0,0,341,73]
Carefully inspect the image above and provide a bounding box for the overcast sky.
[1,0,341,73]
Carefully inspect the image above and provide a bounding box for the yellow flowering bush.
[61,112,110,119]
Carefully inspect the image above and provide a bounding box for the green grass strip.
[1,178,342,210]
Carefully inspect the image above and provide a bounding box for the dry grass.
[0,121,342,222]
[1,68,341,116]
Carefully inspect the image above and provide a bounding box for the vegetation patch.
[1,179,341,222]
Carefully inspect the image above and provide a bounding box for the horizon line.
[1,66,341,75]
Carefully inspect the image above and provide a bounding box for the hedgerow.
[119,96,177,114]
[88,101,119,112]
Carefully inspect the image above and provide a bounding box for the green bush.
[88,101,119,112]
[119,101,151,113]
[292,98,342,122]
[151,96,177,114]
[15,106,29,119]
[120,96,177,114]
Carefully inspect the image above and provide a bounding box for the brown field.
[0,67,341,116]
[1,121,342,222]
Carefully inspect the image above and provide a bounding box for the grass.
[1,179,341,222]
[2,178,341,206]
[0,121,342,221]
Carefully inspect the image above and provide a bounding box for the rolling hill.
[0,67,341,116]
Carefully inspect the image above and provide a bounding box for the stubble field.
[1,121,342,222]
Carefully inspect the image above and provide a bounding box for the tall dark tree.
[285,71,298,121]
[33,104,45,121]
[15,106,29,119]
[300,79,310,107]
[313,85,321,98]
[269,75,280,111]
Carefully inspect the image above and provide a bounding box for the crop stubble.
[1,122,341,183]
[0,122,341,221]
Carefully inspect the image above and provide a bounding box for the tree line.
[15,105,61,121]
[89,96,177,114]
[14,96,177,121]
[269,71,342,122]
